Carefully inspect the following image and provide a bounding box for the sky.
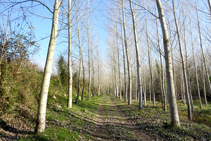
[21,0,109,71]
[2,0,210,74]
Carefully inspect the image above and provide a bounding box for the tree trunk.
[181,75,185,105]
[67,0,72,109]
[87,8,91,98]
[191,34,203,108]
[167,15,177,101]
[82,57,85,100]
[118,37,121,100]
[92,50,95,97]
[156,0,180,127]
[122,0,132,105]
[112,53,115,97]
[172,0,192,120]
[183,15,194,113]
[121,20,127,102]
[208,0,211,14]
[146,17,155,106]
[183,10,194,113]
[156,11,165,110]
[190,23,202,108]
[202,60,208,105]
[163,70,167,111]
[129,0,143,109]
[113,47,117,97]
[118,8,121,100]
[144,79,147,106]
[36,0,60,133]
[97,54,100,96]
[76,16,82,104]
[116,23,119,98]
[196,0,211,102]
[149,81,151,103]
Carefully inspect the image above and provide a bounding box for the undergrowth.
[0,61,101,140]
[111,96,211,140]
[19,95,104,141]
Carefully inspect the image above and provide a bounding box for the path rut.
[90,96,150,141]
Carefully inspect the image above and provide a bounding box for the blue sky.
[23,0,109,70]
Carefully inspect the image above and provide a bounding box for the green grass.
[111,96,211,140]
[101,96,135,139]
[177,100,211,126]
[19,95,105,141]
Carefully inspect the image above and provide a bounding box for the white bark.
[36,0,60,133]
[87,3,91,98]
[196,0,211,103]
[76,15,82,104]
[116,23,119,98]
[146,15,155,106]
[156,11,166,111]
[183,15,194,113]
[67,0,72,108]
[156,0,180,127]
[191,36,203,108]
[121,20,127,102]
[97,52,101,96]
[208,0,211,14]
[129,0,143,109]
[144,78,147,106]
[82,56,85,100]
[168,22,177,100]
[172,0,192,120]
[202,60,208,105]
[88,44,91,98]
[122,0,132,105]
[92,50,95,97]
[118,39,121,100]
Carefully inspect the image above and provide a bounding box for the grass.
[177,100,211,126]
[0,64,104,141]
[101,96,135,139]
[111,96,211,140]
[19,95,105,141]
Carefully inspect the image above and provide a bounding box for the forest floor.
[0,94,211,140]
[88,96,150,141]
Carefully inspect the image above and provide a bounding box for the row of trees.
[1,0,106,133]
[35,0,107,133]
[1,0,211,134]
[106,0,211,127]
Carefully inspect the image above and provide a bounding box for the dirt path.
[90,95,150,141]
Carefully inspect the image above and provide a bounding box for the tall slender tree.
[36,0,61,133]
[172,0,192,120]
[75,13,82,104]
[81,55,85,100]
[87,1,91,98]
[156,9,166,111]
[121,21,127,102]
[67,0,73,108]
[146,15,155,106]
[156,0,180,127]
[122,0,132,105]
[129,0,143,109]
[196,0,211,103]
[190,27,203,108]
